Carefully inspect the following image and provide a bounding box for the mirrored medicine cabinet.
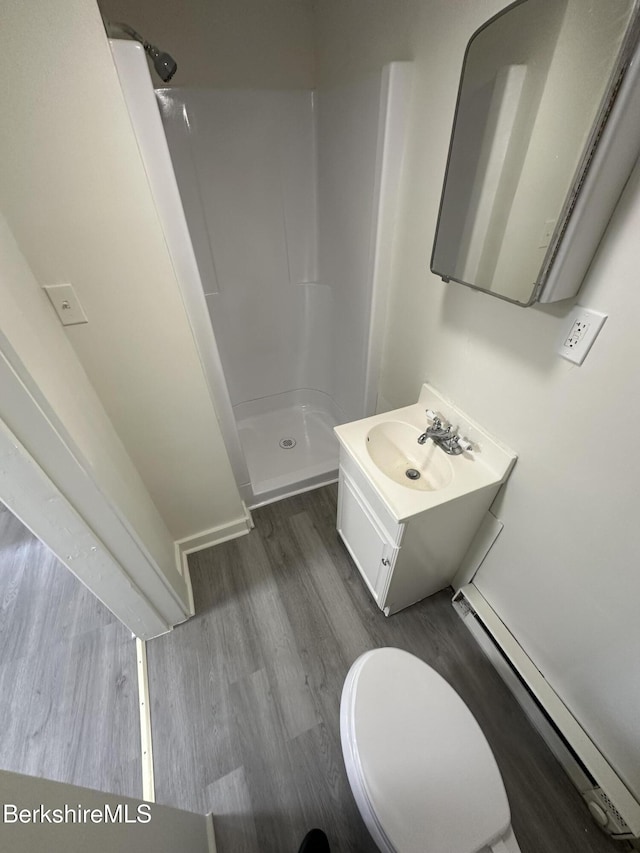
[431,0,640,306]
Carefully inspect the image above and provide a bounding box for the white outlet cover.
[558,306,607,365]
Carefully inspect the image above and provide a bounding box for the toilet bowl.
[340,648,522,853]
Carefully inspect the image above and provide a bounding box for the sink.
[366,421,453,491]
[334,383,517,522]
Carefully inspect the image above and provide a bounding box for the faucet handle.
[455,436,473,453]
[425,410,452,433]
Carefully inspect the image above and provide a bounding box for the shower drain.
[279,437,297,449]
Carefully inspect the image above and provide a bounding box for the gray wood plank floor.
[147,485,625,853]
[0,502,141,797]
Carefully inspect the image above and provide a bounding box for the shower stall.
[110,39,412,507]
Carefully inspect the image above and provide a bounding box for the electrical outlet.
[565,319,589,349]
[558,306,607,365]
[43,283,88,326]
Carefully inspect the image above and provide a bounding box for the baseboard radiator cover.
[453,584,640,845]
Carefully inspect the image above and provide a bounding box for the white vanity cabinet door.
[337,470,400,607]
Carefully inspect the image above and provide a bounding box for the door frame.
[0,331,192,639]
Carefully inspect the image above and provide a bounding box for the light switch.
[43,283,88,326]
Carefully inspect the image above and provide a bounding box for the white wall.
[0,211,188,631]
[98,0,315,89]
[0,0,245,543]
[315,0,640,801]
[473,167,640,798]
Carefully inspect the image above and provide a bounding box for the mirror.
[431,0,640,305]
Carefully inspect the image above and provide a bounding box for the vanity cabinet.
[334,384,517,616]
[337,446,500,615]
[337,468,401,609]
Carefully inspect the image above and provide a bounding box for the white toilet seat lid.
[342,648,511,853]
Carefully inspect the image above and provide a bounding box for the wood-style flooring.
[147,485,624,853]
[0,503,141,796]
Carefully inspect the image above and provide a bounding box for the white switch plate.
[43,283,88,326]
[558,306,607,365]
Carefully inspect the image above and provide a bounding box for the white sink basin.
[334,383,516,522]
[366,421,453,491]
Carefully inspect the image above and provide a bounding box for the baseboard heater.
[453,584,640,846]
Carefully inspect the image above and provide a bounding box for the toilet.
[340,648,522,853]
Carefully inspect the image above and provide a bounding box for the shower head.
[106,21,177,83]
[144,44,177,83]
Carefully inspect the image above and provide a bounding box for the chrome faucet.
[417,411,451,444]
[418,410,473,455]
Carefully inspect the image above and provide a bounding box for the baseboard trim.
[135,638,155,803]
[174,503,254,578]
[455,584,640,839]
[205,813,218,853]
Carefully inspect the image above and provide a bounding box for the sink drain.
[405,468,421,481]
[279,437,297,449]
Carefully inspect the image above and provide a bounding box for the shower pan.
[110,38,412,507]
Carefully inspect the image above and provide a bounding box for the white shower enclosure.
[111,40,412,507]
